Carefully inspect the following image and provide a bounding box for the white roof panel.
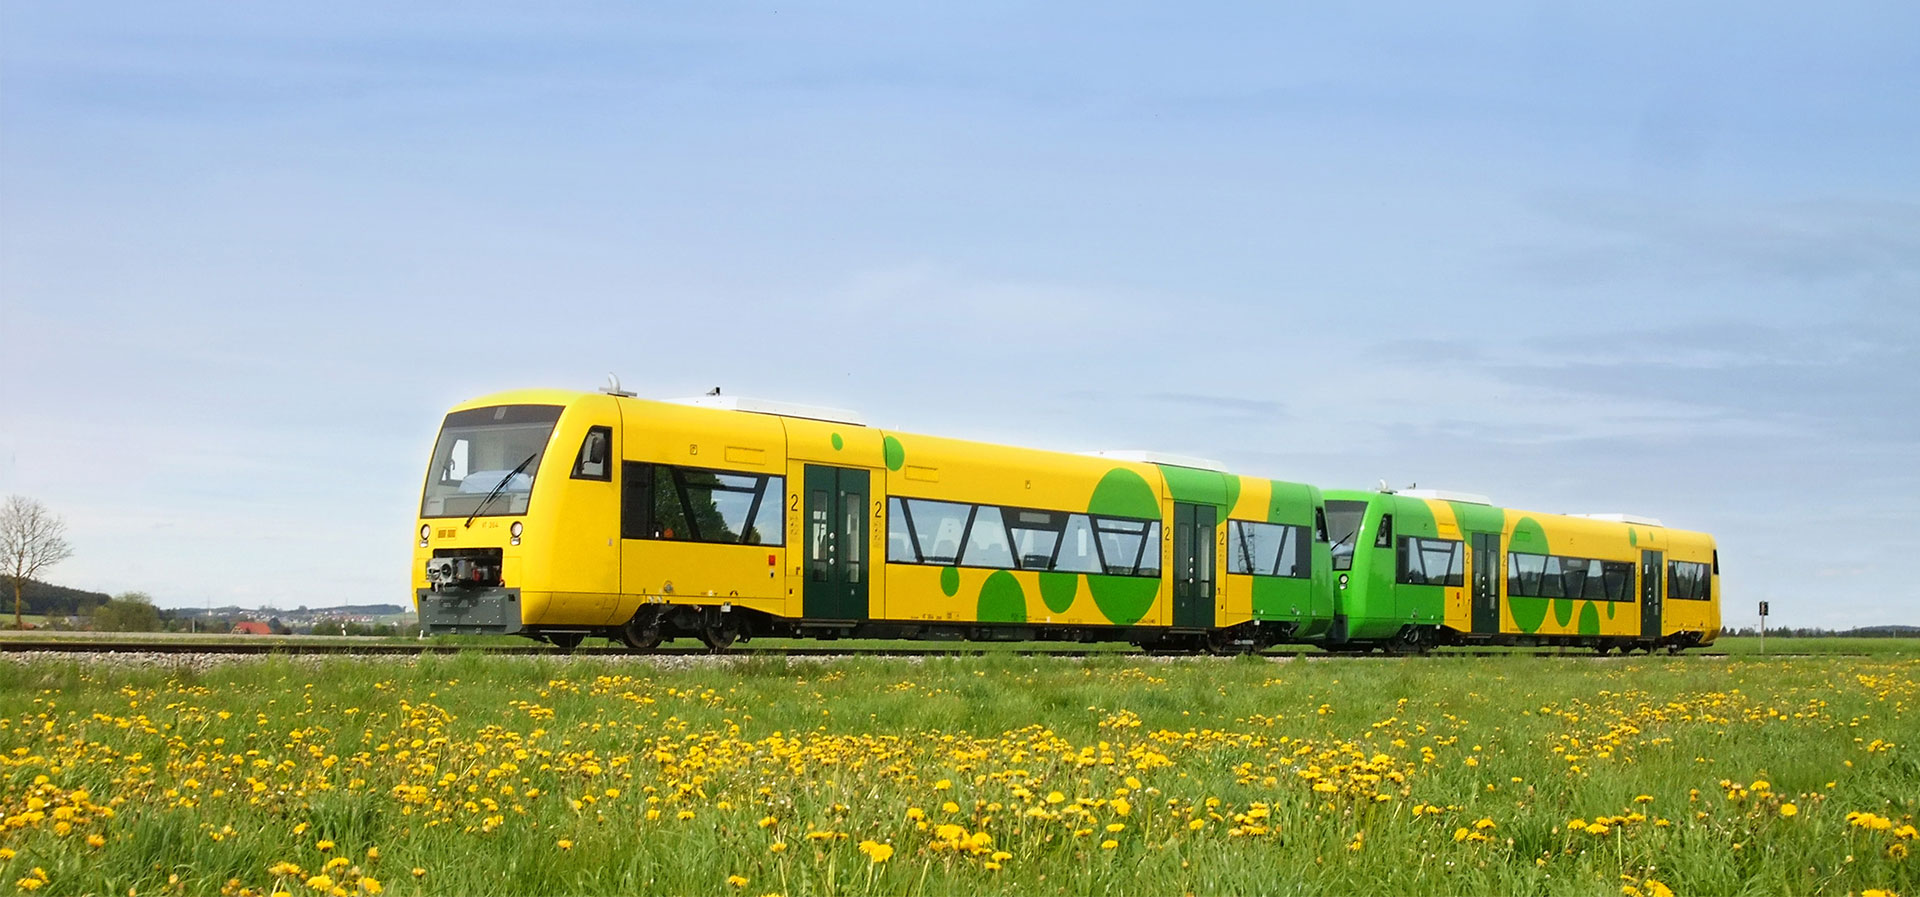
[1399,488,1494,506]
[1568,512,1664,527]
[1081,450,1229,472]
[664,395,866,426]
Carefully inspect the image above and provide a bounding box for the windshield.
[419,404,563,518]
[1324,500,1369,571]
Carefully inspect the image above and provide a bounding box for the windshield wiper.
[466,453,538,528]
[1328,529,1357,554]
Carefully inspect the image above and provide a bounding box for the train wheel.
[547,632,584,653]
[619,618,663,653]
[699,621,739,653]
[1594,644,1613,656]
[1387,627,1432,656]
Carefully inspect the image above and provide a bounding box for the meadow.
[0,649,1913,896]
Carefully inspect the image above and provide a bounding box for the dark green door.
[803,465,870,620]
[1471,532,1501,635]
[1640,549,1664,640]
[1172,502,1215,628]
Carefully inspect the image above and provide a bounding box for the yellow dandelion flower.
[324,858,349,871]
[1780,803,1798,817]
[1099,839,1118,850]
[857,841,893,863]
[16,879,45,892]
[677,811,695,821]
[365,847,379,861]
[410,869,424,879]
[934,779,952,791]
[87,834,106,848]
[983,861,1002,871]
[1860,890,1897,897]
[358,879,382,896]
[769,842,787,853]
[905,807,925,821]
[726,875,748,889]
[1645,879,1674,897]
[1453,827,1470,842]
[942,801,959,814]
[1621,886,1642,897]
[1188,819,1206,831]
[1474,818,1496,830]
[315,841,334,852]
[1046,791,1065,805]
[303,875,333,892]
[1113,797,1131,817]
[556,840,572,851]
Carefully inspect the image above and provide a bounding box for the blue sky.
[2,3,1915,627]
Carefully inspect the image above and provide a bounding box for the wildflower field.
[1,649,1914,896]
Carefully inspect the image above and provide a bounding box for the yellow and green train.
[413,387,1718,653]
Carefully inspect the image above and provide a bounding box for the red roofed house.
[233,621,272,635]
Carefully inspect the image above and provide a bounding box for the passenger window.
[571,427,612,481]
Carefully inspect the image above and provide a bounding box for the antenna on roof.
[603,373,635,397]
[708,386,722,396]
[1377,479,1394,494]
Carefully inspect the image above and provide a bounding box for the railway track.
[0,638,1783,659]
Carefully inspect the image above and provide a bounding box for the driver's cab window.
[440,439,470,484]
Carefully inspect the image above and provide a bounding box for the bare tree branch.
[2,495,76,628]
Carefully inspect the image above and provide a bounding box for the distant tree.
[2,496,76,629]
[93,592,161,633]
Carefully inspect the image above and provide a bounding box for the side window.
[1375,514,1394,548]
[620,462,652,539]
[1313,507,1329,543]
[887,497,918,563]
[961,507,1015,569]
[571,426,612,481]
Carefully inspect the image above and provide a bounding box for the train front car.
[1322,488,1720,653]
[413,389,623,649]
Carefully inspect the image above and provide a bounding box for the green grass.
[0,653,1914,895]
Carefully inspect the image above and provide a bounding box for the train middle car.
[1321,489,1720,653]
[413,390,1333,651]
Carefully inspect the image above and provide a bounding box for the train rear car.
[1321,488,1718,652]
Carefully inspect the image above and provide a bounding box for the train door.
[1640,549,1664,639]
[1172,502,1215,628]
[803,465,869,620]
[1470,532,1501,635]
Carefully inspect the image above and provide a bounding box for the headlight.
[1338,573,1349,589]
[419,524,430,546]
[510,521,523,545]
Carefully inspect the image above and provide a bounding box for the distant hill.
[1844,625,1920,637]
[5,579,112,616]
[176,604,410,618]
